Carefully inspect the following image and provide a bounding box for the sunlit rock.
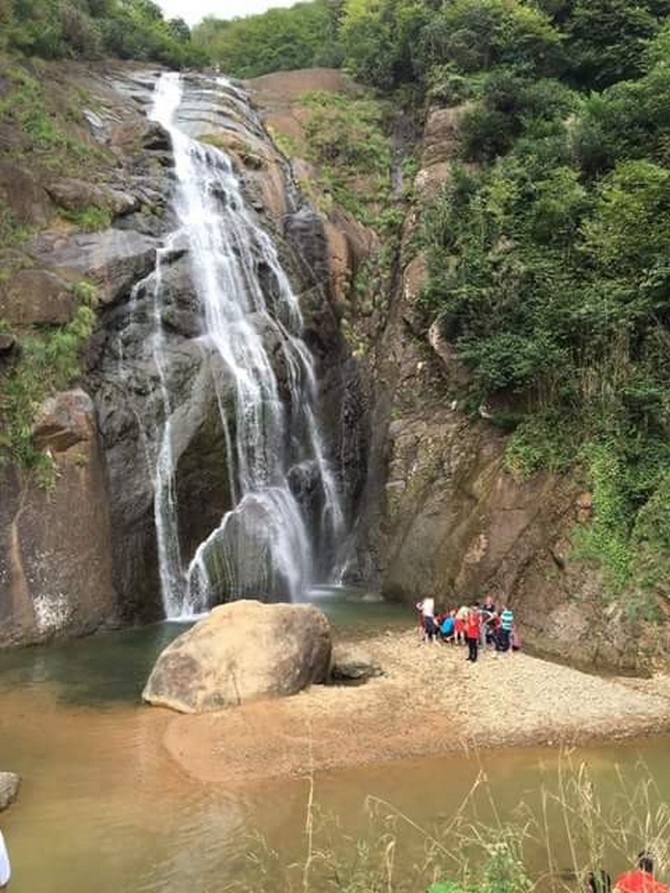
[142,600,332,713]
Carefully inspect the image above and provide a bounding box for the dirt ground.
[161,631,670,787]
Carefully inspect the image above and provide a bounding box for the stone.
[420,104,470,168]
[0,333,17,358]
[33,389,95,453]
[30,228,156,307]
[0,163,52,226]
[0,268,74,325]
[46,179,139,217]
[427,320,471,389]
[0,772,20,812]
[330,645,382,684]
[141,121,171,152]
[142,600,332,713]
[413,162,451,203]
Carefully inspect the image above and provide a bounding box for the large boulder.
[142,600,332,713]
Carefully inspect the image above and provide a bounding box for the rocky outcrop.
[142,600,332,712]
[88,246,236,619]
[0,63,172,645]
[0,269,75,326]
[413,103,472,203]
[29,228,157,307]
[45,178,139,216]
[0,772,20,813]
[0,389,116,647]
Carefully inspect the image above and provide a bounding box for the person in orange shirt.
[465,603,482,663]
[614,852,670,893]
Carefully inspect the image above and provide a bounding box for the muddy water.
[1,595,669,893]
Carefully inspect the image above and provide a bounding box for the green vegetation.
[1,0,203,67]
[193,0,342,77]
[301,90,392,224]
[232,756,670,892]
[0,281,98,481]
[0,64,91,160]
[59,204,113,231]
[418,18,670,605]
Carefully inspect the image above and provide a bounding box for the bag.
[511,630,522,651]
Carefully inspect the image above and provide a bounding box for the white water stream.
[147,72,343,617]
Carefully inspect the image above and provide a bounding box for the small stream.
[1,592,669,892]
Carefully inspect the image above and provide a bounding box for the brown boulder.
[0,269,74,325]
[142,600,332,713]
[46,178,139,216]
[420,105,470,168]
[33,389,95,453]
[0,390,116,648]
[0,163,52,226]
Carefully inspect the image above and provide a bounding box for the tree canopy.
[1,0,204,66]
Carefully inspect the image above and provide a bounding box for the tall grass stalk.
[228,750,669,892]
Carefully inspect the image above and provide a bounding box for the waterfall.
[145,72,343,618]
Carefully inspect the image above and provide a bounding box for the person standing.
[0,827,10,890]
[465,603,481,663]
[416,597,436,643]
[479,593,496,646]
[455,604,469,645]
[499,604,515,653]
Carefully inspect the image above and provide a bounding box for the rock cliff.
[0,63,362,642]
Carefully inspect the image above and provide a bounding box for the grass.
[59,204,113,232]
[224,751,670,893]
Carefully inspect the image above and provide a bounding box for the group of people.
[589,852,670,893]
[415,594,517,663]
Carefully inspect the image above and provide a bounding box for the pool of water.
[1,591,669,893]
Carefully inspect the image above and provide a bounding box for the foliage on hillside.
[0,0,203,67]
[193,0,342,78]
[418,15,670,610]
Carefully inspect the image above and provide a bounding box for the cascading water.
[145,72,343,618]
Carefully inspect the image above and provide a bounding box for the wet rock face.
[88,248,236,621]
[0,389,116,647]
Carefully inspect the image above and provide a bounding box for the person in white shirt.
[0,828,10,889]
[416,597,436,643]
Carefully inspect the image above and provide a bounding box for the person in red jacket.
[615,852,670,893]
[465,603,482,663]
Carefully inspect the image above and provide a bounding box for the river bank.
[161,630,670,786]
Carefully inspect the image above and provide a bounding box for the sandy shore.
[162,631,670,786]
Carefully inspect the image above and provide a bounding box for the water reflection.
[0,622,191,704]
